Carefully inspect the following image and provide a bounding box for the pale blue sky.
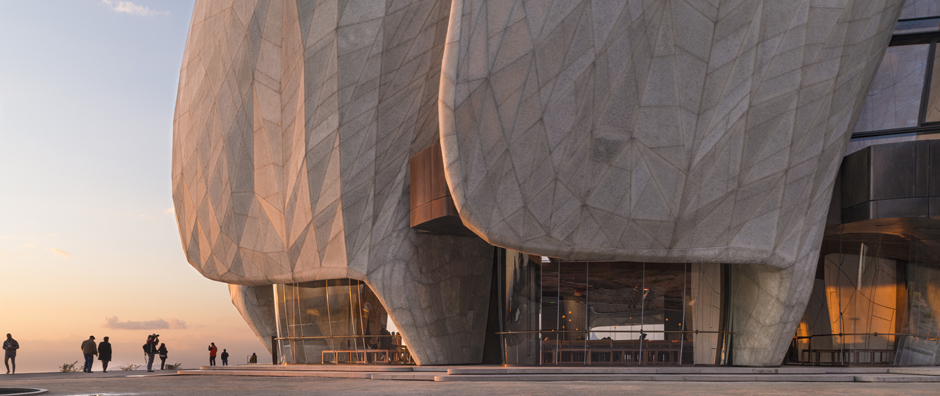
[0,0,261,372]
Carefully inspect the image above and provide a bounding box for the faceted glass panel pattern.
[900,0,940,18]
[855,44,929,132]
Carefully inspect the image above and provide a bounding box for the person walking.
[208,342,218,366]
[158,343,168,370]
[80,335,97,373]
[3,334,18,375]
[97,336,112,373]
[220,349,229,366]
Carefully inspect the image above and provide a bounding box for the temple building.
[171,0,940,366]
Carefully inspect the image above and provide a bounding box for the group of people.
[207,342,232,366]
[79,335,113,373]
[76,334,171,373]
[6,333,256,373]
[142,334,170,372]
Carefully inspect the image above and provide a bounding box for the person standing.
[80,335,97,373]
[220,349,229,366]
[208,342,218,366]
[144,334,159,372]
[158,343,168,370]
[97,336,112,373]
[3,334,18,375]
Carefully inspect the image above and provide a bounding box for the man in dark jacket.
[3,334,18,375]
[220,349,229,366]
[97,336,112,373]
[80,335,97,373]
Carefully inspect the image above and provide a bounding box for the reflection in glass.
[854,45,928,132]
[925,47,940,123]
[274,280,408,364]
[799,232,940,365]
[501,251,541,365]
[497,250,727,366]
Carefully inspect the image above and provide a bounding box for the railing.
[795,332,940,366]
[495,329,734,366]
[273,335,409,365]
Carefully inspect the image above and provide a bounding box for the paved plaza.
[0,372,938,396]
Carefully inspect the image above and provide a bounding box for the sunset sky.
[0,0,264,372]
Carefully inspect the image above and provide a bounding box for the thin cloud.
[103,316,188,330]
[49,248,71,258]
[164,207,175,215]
[101,0,169,17]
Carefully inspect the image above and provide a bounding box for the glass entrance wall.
[797,232,940,365]
[497,249,728,366]
[273,279,411,364]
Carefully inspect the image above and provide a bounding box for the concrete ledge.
[446,367,892,375]
[434,374,858,382]
[197,365,414,372]
[888,368,940,376]
[855,375,940,382]
[178,370,376,379]
[370,373,438,381]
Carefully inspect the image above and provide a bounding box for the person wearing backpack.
[158,343,168,370]
[143,334,159,372]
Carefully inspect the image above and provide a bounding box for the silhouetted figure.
[98,336,112,373]
[249,353,257,364]
[144,334,159,372]
[80,335,97,373]
[220,349,229,366]
[208,342,218,366]
[158,343,168,370]
[3,333,18,375]
[379,325,391,350]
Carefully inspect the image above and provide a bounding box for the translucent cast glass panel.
[274,280,405,364]
[854,45,929,133]
[900,0,940,19]
[690,263,722,365]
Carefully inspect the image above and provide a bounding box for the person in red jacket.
[208,342,218,366]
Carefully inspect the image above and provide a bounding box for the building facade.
[172,0,940,366]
